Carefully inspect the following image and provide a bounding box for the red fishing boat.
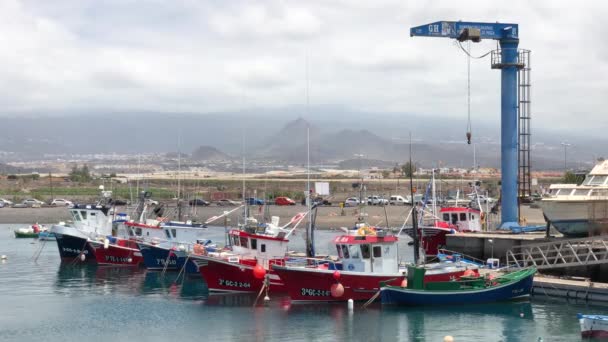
[418,206,482,256]
[272,228,479,302]
[192,214,307,293]
[90,237,144,266]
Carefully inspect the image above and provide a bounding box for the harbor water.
[0,224,602,341]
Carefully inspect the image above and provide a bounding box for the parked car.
[389,195,409,205]
[50,198,74,207]
[109,199,128,206]
[247,197,265,205]
[367,195,388,206]
[275,197,296,206]
[22,198,44,207]
[301,197,331,206]
[145,199,159,206]
[189,199,210,206]
[217,199,240,206]
[0,198,13,206]
[0,201,4,208]
[344,197,361,207]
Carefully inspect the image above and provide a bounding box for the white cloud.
[0,0,606,136]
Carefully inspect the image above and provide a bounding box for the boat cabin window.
[349,245,361,259]
[72,211,81,221]
[573,189,590,196]
[442,213,450,221]
[373,246,382,258]
[591,189,608,197]
[336,245,343,258]
[459,213,467,221]
[232,235,240,246]
[341,245,350,258]
[556,189,573,196]
[171,229,177,238]
[360,244,371,259]
[240,237,248,248]
[451,214,458,224]
[135,228,142,236]
[164,229,170,239]
[250,238,257,250]
[471,214,476,220]
[591,176,607,185]
[90,212,96,217]
[260,244,266,253]
[80,211,87,220]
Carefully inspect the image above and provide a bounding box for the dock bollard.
[347,299,354,311]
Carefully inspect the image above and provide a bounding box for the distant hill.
[191,145,231,161]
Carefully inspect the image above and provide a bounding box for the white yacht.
[541,160,608,237]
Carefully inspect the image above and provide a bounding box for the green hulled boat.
[14,230,39,238]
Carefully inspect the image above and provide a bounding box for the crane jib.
[410,21,518,41]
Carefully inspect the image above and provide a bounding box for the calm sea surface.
[0,223,604,341]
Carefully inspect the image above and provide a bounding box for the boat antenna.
[242,128,247,220]
[409,132,420,264]
[305,53,314,257]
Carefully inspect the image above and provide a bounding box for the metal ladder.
[506,236,608,270]
[517,50,532,204]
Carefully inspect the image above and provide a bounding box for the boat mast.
[409,133,420,264]
[305,54,314,257]
[242,129,247,221]
[177,133,182,222]
[431,168,437,224]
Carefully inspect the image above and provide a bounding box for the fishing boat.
[578,314,608,338]
[51,204,117,262]
[541,160,608,237]
[191,214,308,293]
[38,231,56,241]
[136,207,240,272]
[380,265,536,305]
[14,224,47,238]
[272,227,479,302]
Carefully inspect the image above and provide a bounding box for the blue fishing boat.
[138,239,216,274]
[380,266,536,305]
[38,231,56,241]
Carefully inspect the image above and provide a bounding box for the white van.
[389,195,408,205]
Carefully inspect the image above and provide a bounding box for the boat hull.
[51,225,97,262]
[272,264,476,302]
[541,200,608,237]
[580,315,608,338]
[91,241,143,267]
[138,243,198,274]
[380,270,535,305]
[38,231,56,241]
[195,255,285,293]
[14,231,38,238]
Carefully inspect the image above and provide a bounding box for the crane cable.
[466,40,472,145]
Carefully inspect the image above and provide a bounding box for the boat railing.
[280,256,341,269]
[436,248,487,267]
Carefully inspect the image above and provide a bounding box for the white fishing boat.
[541,160,608,237]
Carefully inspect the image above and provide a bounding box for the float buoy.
[253,264,266,279]
[333,270,341,281]
[331,283,345,297]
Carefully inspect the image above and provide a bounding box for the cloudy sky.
[1,0,607,136]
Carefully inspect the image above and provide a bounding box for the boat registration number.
[219,279,251,288]
[301,288,330,297]
[62,247,88,255]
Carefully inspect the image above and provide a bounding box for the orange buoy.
[333,270,341,281]
[253,264,266,279]
[330,283,344,297]
[400,278,408,287]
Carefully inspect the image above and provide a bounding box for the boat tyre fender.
[357,226,376,236]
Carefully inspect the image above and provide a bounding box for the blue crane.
[410,21,521,229]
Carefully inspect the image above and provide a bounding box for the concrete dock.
[533,275,608,302]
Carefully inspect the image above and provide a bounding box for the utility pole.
[561,142,571,173]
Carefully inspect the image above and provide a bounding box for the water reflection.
[54,263,210,300]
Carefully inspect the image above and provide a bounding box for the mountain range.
[0,106,604,170]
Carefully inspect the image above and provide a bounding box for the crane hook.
[466,131,472,145]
